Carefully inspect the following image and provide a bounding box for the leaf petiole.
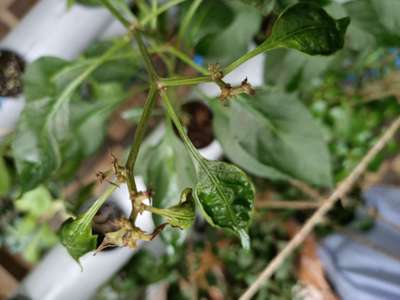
[159,75,212,87]
[223,39,278,75]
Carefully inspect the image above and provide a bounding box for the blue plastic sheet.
[318,186,400,300]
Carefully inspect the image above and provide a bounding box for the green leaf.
[344,0,400,47]
[83,40,140,83]
[194,160,255,249]
[264,2,350,55]
[12,39,128,192]
[210,101,288,181]
[264,48,333,91]
[15,186,53,217]
[214,88,332,187]
[181,0,234,48]
[196,2,262,65]
[0,156,11,196]
[59,186,115,262]
[237,0,275,14]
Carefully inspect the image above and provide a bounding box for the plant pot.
[0,0,115,141]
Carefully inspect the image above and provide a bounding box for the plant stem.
[82,185,117,228]
[133,29,159,80]
[178,0,203,42]
[150,0,158,29]
[99,0,159,80]
[126,85,158,197]
[159,39,279,87]
[154,45,208,75]
[98,0,131,27]
[160,90,203,163]
[160,75,211,87]
[223,40,278,75]
[141,0,186,26]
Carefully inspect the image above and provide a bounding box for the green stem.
[223,39,278,75]
[160,90,203,164]
[126,85,158,196]
[82,185,117,228]
[178,0,203,42]
[161,91,241,238]
[133,29,159,80]
[163,46,208,75]
[98,0,131,27]
[159,39,279,87]
[151,44,208,74]
[141,0,186,26]
[99,0,159,80]
[150,0,158,28]
[160,75,212,87]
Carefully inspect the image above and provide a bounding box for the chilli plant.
[4,0,351,263]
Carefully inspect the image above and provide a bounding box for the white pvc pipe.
[0,0,114,61]
[0,0,114,141]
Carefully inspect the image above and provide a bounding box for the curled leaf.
[266,2,350,55]
[145,188,196,229]
[59,186,115,263]
[194,160,255,249]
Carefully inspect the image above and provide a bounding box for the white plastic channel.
[0,0,114,141]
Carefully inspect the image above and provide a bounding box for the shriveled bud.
[96,218,156,253]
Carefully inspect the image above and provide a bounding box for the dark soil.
[0,50,25,97]
[254,13,277,45]
[93,202,124,250]
[179,101,214,149]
